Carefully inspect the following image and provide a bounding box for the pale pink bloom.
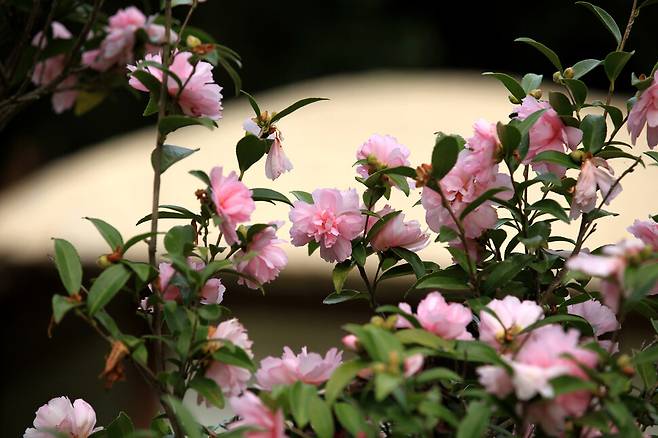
[265,132,293,180]
[570,157,621,220]
[568,300,619,337]
[289,188,364,262]
[229,391,287,438]
[243,117,262,136]
[461,119,500,180]
[31,21,72,48]
[233,223,288,289]
[342,334,359,350]
[628,77,658,149]
[395,302,415,329]
[366,206,429,252]
[478,296,544,350]
[83,6,146,71]
[477,365,514,398]
[403,354,424,377]
[255,347,342,390]
[209,166,255,245]
[515,96,583,176]
[24,397,100,438]
[397,292,473,340]
[128,51,223,120]
[153,259,225,304]
[206,318,254,396]
[356,134,411,187]
[144,16,177,53]
[628,219,658,250]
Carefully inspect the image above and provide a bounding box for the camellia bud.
[617,354,635,376]
[370,315,385,327]
[97,254,112,269]
[528,88,543,99]
[508,95,521,105]
[186,35,201,48]
[569,149,586,164]
[415,163,433,187]
[553,71,563,83]
[563,67,575,79]
[372,362,386,373]
[383,315,398,330]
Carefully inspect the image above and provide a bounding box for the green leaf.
[270,97,328,123]
[163,397,201,438]
[521,73,543,93]
[74,91,107,116]
[53,238,82,296]
[571,59,602,79]
[189,376,224,409]
[325,359,369,403]
[431,135,459,181]
[164,225,195,256]
[334,403,371,437]
[158,115,215,136]
[515,37,562,71]
[374,372,401,401]
[332,260,355,293]
[581,114,607,153]
[576,2,621,44]
[87,264,131,315]
[91,412,134,438]
[625,262,658,303]
[550,375,597,396]
[241,90,261,116]
[376,305,421,327]
[527,199,570,223]
[604,51,633,82]
[645,151,658,164]
[291,190,313,203]
[365,210,401,243]
[323,289,369,305]
[497,123,521,157]
[250,188,293,206]
[391,247,425,279]
[52,295,81,323]
[634,344,658,365]
[416,367,462,383]
[236,134,270,174]
[378,261,438,282]
[130,70,161,116]
[414,268,470,291]
[549,91,573,116]
[189,169,211,186]
[212,345,256,371]
[457,401,491,438]
[85,217,124,251]
[288,382,315,427]
[152,144,199,174]
[563,79,588,107]
[532,150,580,170]
[309,396,334,438]
[521,313,594,337]
[482,72,526,101]
[482,254,531,293]
[396,328,453,351]
[459,187,509,221]
[121,261,154,283]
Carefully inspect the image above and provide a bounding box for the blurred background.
[2,0,658,435]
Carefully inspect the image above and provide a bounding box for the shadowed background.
[2,0,657,435]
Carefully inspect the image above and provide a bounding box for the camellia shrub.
[13,0,658,437]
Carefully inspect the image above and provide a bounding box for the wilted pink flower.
[628,77,658,149]
[342,334,359,350]
[515,96,582,176]
[233,223,288,289]
[478,296,544,350]
[289,188,364,262]
[206,318,254,396]
[570,157,621,220]
[356,134,411,189]
[403,353,424,377]
[24,397,100,438]
[397,292,473,340]
[255,347,342,390]
[209,166,255,245]
[366,206,429,252]
[128,51,223,120]
[30,22,78,113]
[265,132,293,180]
[229,391,286,438]
[628,219,658,250]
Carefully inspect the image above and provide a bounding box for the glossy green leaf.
[189,376,224,409]
[250,188,293,206]
[413,268,470,291]
[87,264,131,315]
[270,97,328,123]
[241,90,261,116]
[482,72,526,100]
[53,238,83,296]
[325,359,369,403]
[152,144,199,174]
[236,135,270,174]
[576,2,621,44]
[604,51,633,82]
[482,254,531,293]
[391,247,425,279]
[334,403,371,437]
[581,114,607,153]
[459,187,509,220]
[189,169,211,186]
[549,91,573,116]
[457,401,491,438]
[431,135,459,181]
[332,260,355,293]
[158,115,216,136]
[85,218,123,250]
[164,225,195,256]
[288,382,315,427]
[163,397,201,438]
[571,59,602,79]
[522,313,594,336]
[521,73,543,92]
[515,37,562,71]
[527,199,570,223]
[52,295,81,323]
[291,190,313,203]
[309,396,334,438]
[532,150,580,169]
[323,289,369,304]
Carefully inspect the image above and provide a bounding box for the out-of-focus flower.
[289,188,364,262]
[149,258,225,305]
[478,296,544,350]
[403,353,424,377]
[233,223,288,289]
[570,157,621,220]
[366,206,429,252]
[568,299,619,352]
[128,51,223,120]
[342,334,359,350]
[356,134,411,190]
[628,77,658,149]
[255,347,342,390]
[396,292,473,340]
[208,166,255,245]
[515,96,583,176]
[24,397,100,438]
[229,391,287,438]
[628,219,658,250]
[205,319,254,396]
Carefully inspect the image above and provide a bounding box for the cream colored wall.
[0,71,655,270]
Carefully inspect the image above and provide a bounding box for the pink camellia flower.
[255,347,342,390]
[229,391,286,438]
[289,188,364,262]
[143,16,177,53]
[396,292,473,340]
[403,353,424,377]
[628,219,658,250]
[476,365,515,398]
[628,77,658,149]
[570,157,621,220]
[205,318,254,396]
[356,134,411,189]
[460,119,500,180]
[515,96,583,176]
[342,334,359,350]
[233,223,288,289]
[568,299,619,352]
[30,22,78,114]
[128,51,223,120]
[24,396,100,438]
[366,206,429,252]
[208,166,255,245]
[151,259,225,304]
[265,132,294,180]
[478,296,544,350]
